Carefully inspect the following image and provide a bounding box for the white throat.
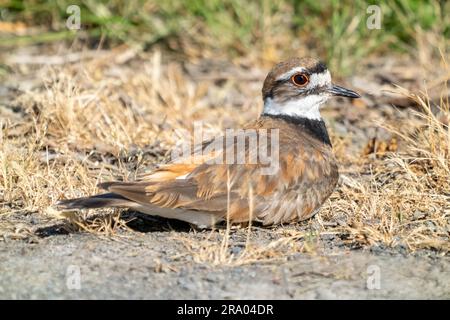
[263,95,328,120]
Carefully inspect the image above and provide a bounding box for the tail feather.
[56,193,133,210]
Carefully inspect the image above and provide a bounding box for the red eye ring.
[291,73,309,87]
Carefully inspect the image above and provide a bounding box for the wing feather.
[100,117,338,225]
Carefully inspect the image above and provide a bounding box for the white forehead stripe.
[309,70,331,87]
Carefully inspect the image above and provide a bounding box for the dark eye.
[291,73,309,86]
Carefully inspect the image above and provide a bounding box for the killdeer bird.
[58,57,360,228]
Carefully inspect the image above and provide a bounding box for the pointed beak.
[328,84,360,98]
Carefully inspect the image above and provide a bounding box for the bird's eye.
[291,73,309,87]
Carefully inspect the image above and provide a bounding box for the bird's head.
[262,57,360,120]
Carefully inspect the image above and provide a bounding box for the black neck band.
[263,114,332,146]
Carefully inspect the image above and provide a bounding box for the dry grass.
[171,228,311,266]
[1,44,449,265]
[321,85,450,253]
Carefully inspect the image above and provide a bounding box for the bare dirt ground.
[1,44,449,299]
[1,212,449,299]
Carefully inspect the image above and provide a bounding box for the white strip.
[309,70,331,87]
[176,173,190,180]
[276,67,306,81]
[263,95,328,120]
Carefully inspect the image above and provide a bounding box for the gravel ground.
[0,214,449,299]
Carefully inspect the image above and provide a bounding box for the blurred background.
[0,0,448,74]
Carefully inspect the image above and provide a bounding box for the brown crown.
[262,57,327,99]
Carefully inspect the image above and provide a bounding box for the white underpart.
[263,70,332,120]
[132,202,219,228]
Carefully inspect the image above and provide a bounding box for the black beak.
[328,84,360,98]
